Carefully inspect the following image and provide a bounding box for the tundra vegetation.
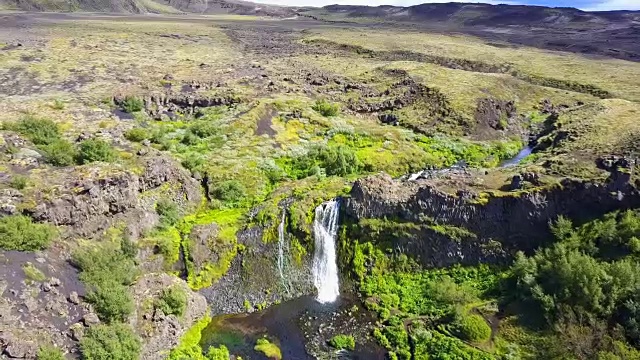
[0,6,639,360]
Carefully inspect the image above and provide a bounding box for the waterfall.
[277,210,286,281]
[312,199,340,303]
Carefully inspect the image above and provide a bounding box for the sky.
[252,0,640,11]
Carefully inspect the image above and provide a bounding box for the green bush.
[206,345,230,360]
[77,139,116,164]
[72,246,136,288]
[312,99,340,117]
[37,345,65,360]
[39,139,77,166]
[121,97,144,113]
[155,286,187,317]
[85,281,134,323]
[80,323,141,360]
[9,116,60,145]
[212,180,246,205]
[181,153,205,172]
[189,121,218,138]
[181,132,200,146]
[124,128,148,142]
[23,262,46,282]
[329,334,356,350]
[0,215,55,251]
[453,313,492,342]
[286,145,361,179]
[156,199,180,226]
[9,175,27,190]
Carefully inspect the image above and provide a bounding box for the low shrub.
[80,323,141,360]
[329,334,356,350]
[121,97,144,113]
[77,139,116,164]
[124,128,148,142]
[0,215,55,251]
[212,180,246,205]
[85,281,134,323]
[23,262,46,282]
[312,99,340,117]
[155,285,187,317]
[189,121,218,138]
[9,175,27,190]
[39,139,77,166]
[453,312,492,342]
[9,116,60,145]
[37,345,65,360]
[156,199,180,226]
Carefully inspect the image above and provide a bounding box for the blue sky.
[253,0,640,11]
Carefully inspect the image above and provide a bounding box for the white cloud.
[585,0,640,10]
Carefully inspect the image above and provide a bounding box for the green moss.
[329,334,356,350]
[254,338,282,359]
[168,314,212,359]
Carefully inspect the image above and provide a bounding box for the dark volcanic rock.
[344,173,640,267]
[475,98,516,130]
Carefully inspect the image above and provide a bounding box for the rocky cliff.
[343,164,640,267]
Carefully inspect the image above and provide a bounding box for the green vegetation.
[22,262,46,282]
[254,338,282,359]
[79,323,141,360]
[9,175,27,190]
[211,180,247,205]
[280,144,362,179]
[452,312,492,342]
[8,116,60,145]
[155,286,187,317]
[328,334,356,350]
[37,345,65,360]
[77,139,117,164]
[168,315,231,360]
[121,96,144,113]
[312,99,340,117]
[156,199,180,227]
[0,215,55,251]
[73,242,136,323]
[124,128,148,142]
[40,139,77,166]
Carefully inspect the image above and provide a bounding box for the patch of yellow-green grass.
[167,314,212,359]
[22,262,46,283]
[254,338,282,360]
[304,29,640,102]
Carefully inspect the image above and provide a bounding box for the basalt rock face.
[343,171,640,267]
[29,154,202,238]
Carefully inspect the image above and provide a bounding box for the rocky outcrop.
[475,98,516,131]
[343,171,640,267]
[129,274,207,360]
[30,154,201,238]
[114,93,240,120]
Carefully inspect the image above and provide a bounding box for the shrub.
[189,122,218,138]
[254,338,282,359]
[181,153,205,172]
[155,286,187,317]
[312,99,340,117]
[453,313,492,342]
[121,97,144,113]
[124,128,148,142]
[9,175,27,190]
[37,345,65,360]
[9,116,60,145]
[329,334,356,350]
[212,180,246,204]
[85,281,134,323]
[206,345,230,360]
[52,99,65,110]
[156,199,180,226]
[0,215,55,251]
[181,131,200,146]
[39,139,77,166]
[77,139,116,164]
[80,323,141,360]
[287,145,361,179]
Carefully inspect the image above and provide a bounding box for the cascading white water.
[277,210,286,281]
[312,199,340,303]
